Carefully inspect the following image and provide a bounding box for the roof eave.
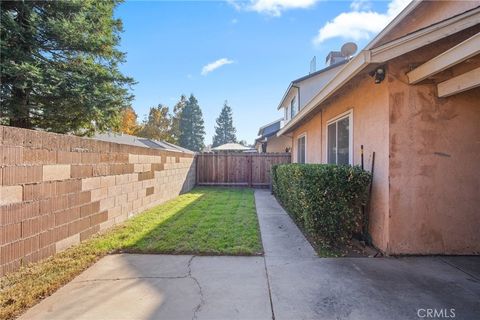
[257,118,283,135]
[365,0,421,50]
[277,50,370,136]
[277,6,480,137]
[277,83,295,110]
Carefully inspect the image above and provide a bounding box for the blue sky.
[115,0,409,145]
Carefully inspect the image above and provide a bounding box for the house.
[255,118,291,153]
[211,142,256,153]
[278,59,349,125]
[276,1,480,255]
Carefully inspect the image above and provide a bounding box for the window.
[327,110,352,165]
[290,97,296,118]
[297,134,306,164]
[285,105,291,122]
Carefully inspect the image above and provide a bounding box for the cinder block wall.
[0,126,196,276]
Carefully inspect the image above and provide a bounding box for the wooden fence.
[196,153,291,187]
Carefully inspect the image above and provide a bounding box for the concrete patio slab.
[20,254,272,320]
[191,256,271,320]
[254,189,480,320]
[18,189,480,320]
[20,276,200,320]
[73,254,192,281]
[265,255,480,320]
[439,256,480,280]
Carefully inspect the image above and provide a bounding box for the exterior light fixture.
[369,66,386,84]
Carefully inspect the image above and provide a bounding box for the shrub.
[271,164,371,247]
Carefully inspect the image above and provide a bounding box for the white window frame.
[296,132,307,164]
[325,109,353,165]
[290,96,296,118]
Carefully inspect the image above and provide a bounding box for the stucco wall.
[283,1,480,255]
[0,126,196,275]
[387,60,480,254]
[292,111,322,163]
[291,74,391,251]
[266,135,292,153]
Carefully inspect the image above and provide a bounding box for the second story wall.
[280,63,345,123]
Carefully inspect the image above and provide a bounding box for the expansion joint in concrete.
[439,257,480,282]
[263,256,276,320]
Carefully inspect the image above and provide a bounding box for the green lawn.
[0,187,262,320]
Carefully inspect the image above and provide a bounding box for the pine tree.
[137,105,174,142]
[170,95,187,144]
[212,101,237,147]
[0,0,134,135]
[179,94,205,152]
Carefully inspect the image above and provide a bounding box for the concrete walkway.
[21,190,480,320]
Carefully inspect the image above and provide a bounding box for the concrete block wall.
[0,126,195,276]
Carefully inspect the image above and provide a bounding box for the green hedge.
[272,164,371,246]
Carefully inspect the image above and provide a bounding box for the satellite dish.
[341,42,358,57]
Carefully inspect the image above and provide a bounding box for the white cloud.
[226,0,242,11]
[350,0,372,11]
[228,0,320,17]
[201,58,234,76]
[312,0,411,45]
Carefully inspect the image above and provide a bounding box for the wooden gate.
[196,153,291,187]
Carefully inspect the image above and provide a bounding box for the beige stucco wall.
[289,62,480,254]
[266,135,292,153]
[291,74,391,251]
[283,1,480,255]
[386,58,480,255]
[291,110,322,163]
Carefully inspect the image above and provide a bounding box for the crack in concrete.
[75,256,207,320]
[187,255,205,320]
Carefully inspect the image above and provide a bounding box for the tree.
[118,107,139,135]
[170,94,187,144]
[179,94,205,152]
[137,105,173,142]
[212,101,237,147]
[238,140,250,147]
[0,0,134,135]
